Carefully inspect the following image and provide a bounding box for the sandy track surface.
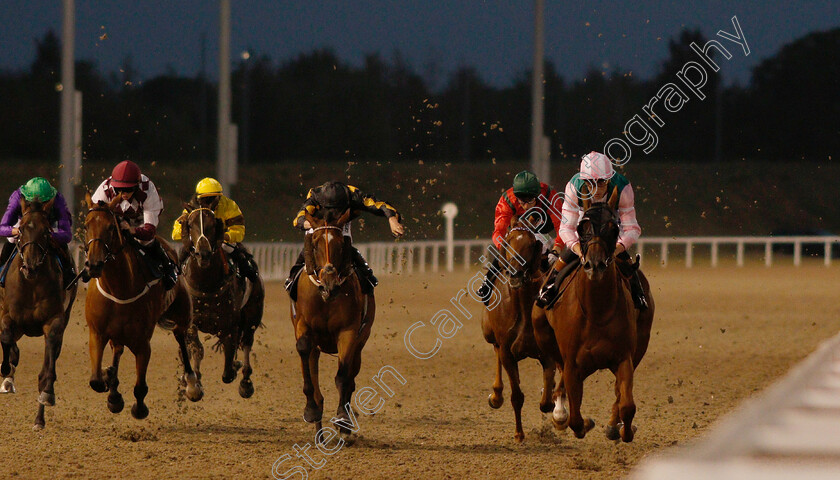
[0,264,838,479]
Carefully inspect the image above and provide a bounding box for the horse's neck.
[100,245,144,295]
[578,264,622,318]
[186,250,229,289]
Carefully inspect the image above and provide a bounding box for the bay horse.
[532,185,654,442]
[0,199,76,429]
[292,209,374,438]
[175,203,264,398]
[480,213,565,442]
[83,193,199,419]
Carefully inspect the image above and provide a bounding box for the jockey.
[171,177,259,281]
[284,181,405,300]
[0,177,76,288]
[536,151,648,310]
[476,170,564,301]
[90,160,179,289]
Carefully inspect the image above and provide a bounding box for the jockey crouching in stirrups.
[476,170,565,305]
[284,181,405,301]
[171,177,259,281]
[535,151,648,310]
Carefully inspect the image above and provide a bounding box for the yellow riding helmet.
[196,177,223,198]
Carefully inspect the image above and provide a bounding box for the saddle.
[542,261,581,310]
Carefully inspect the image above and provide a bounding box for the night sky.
[1,0,838,87]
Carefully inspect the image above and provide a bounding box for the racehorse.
[176,203,264,398]
[82,193,199,419]
[532,185,654,442]
[291,209,374,437]
[480,214,564,442]
[0,199,76,429]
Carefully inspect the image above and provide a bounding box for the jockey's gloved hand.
[547,245,562,265]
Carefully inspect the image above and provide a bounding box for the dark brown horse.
[533,186,654,442]
[481,214,563,441]
[292,209,374,437]
[83,193,198,418]
[176,204,264,398]
[0,199,76,429]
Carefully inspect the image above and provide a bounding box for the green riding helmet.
[20,177,58,203]
[512,170,540,198]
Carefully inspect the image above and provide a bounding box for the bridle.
[577,203,620,267]
[503,225,541,282]
[84,205,126,266]
[184,207,217,256]
[17,211,51,272]
[307,225,350,285]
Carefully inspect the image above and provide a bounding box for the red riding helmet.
[110,160,142,188]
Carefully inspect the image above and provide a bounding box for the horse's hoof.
[37,391,55,406]
[551,413,569,431]
[514,432,525,443]
[303,406,322,424]
[0,377,15,394]
[620,424,637,443]
[221,372,236,384]
[605,424,621,441]
[89,379,107,393]
[573,418,596,438]
[131,403,149,420]
[32,423,44,431]
[185,384,204,402]
[340,430,357,446]
[488,393,503,409]
[107,393,124,413]
[239,379,254,399]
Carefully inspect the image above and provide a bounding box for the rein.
[185,207,215,254]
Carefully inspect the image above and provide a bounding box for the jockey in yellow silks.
[171,177,258,281]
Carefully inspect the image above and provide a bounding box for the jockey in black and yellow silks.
[285,181,405,300]
[172,177,259,281]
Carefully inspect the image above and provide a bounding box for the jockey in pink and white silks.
[536,151,648,310]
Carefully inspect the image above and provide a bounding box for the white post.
[441,202,459,273]
[227,123,238,185]
[736,241,744,267]
[660,241,668,268]
[217,0,231,193]
[711,241,719,267]
[73,90,83,185]
[765,242,772,267]
[685,242,693,268]
[530,0,547,182]
[59,0,75,207]
[825,241,832,267]
[793,240,802,267]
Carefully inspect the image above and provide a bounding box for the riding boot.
[535,258,567,308]
[351,247,377,294]
[0,241,15,288]
[54,243,76,290]
[284,250,305,301]
[616,252,648,311]
[142,240,178,290]
[476,258,500,306]
[230,245,259,282]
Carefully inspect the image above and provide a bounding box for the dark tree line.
[1,28,838,164]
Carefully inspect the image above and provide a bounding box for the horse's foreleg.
[87,328,108,393]
[308,348,324,431]
[616,356,636,442]
[552,366,569,430]
[238,318,257,399]
[538,356,555,413]
[488,345,504,409]
[174,327,203,402]
[562,362,594,439]
[37,315,66,405]
[0,320,15,390]
[499,348,525,442]
[186,325,204,382]
[221,331,239,384]
[334,330,359,433]
[296,331,321,424]
[130,342,151,420]
[105,343,125,413]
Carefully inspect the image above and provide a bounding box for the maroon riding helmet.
[110,160,142,188]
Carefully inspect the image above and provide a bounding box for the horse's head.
[503,212,543,289]
[17,198,54,279]
[306,208,351,301]
[577,184,621,282]
[180,201,224,267]
[83,192,124,278]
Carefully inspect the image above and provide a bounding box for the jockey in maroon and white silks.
[91,163,163,246]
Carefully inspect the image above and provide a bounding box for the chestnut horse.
[480,214,564,441]
[0,199,76,429]
[532,186,654,442]
[176,204,264,398]
[83,193,199,419]
[291,209,374,437]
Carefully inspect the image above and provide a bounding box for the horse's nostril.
[597,261,607,272]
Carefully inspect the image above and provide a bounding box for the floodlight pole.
[60,0,75,210]
[217,0,232,193]
[530,0,548,184]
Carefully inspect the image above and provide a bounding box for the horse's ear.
[183,201,194,213]
[510,215,519,228]
[580,182,591,211]
[304,210,321,227]
[85,191,94,209]
[19,195,27,214]
[607,186,619,210]
[43,197,55,213]
[336,208,351,226]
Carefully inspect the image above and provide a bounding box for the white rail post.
[825,241,832,267]
[685,242,693,268]
[441,203,458,273]
[660,241,668,268]
[432,245,440,272]
[711,241,719,267]
[736,241,744,267]
[419,246,427,273]
[793,240,802,267]
[765,241,772,267]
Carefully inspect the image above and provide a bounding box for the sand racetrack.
[0,264,838,479]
